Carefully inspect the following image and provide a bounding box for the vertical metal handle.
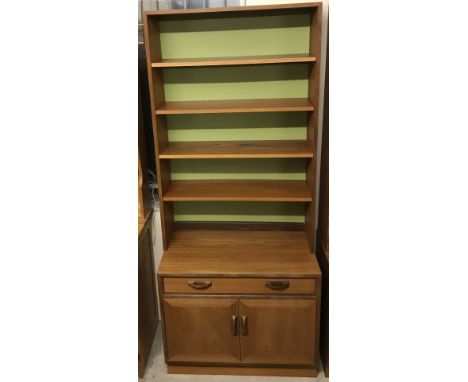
[241,315,248,336]
[231,315,238,336]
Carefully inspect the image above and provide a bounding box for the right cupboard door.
[239,298,317,365]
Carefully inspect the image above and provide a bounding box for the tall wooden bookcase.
[144,2,323,377]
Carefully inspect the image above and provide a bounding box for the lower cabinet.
[163,296,317,366]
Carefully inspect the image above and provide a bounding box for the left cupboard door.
[163,297,240,363]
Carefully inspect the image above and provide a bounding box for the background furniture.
[138,81,159,378]
[138,211,159,378]
[144,2,323,377]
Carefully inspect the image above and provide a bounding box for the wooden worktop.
[158,228,321,277]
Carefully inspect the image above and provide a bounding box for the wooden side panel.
[239,298,316,365]
[317,26,329,375]
[138,217,159,378]
[144,15,173,249]
[305,5,322,251]
[163,297,240,363]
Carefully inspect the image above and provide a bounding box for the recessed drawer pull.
[265,280,290,290]
[187,280,212,290]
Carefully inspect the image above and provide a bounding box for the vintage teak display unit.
[144,2,323,377]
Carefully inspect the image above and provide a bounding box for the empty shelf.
[159,140,314,159]
[155,98,315,115]
[163,180,313,202]
[152,54,317,68]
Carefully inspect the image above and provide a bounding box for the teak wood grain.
[163,277,316,295]
[167,365,317,377]
[144,2,321,16]
[159,140,314,159]
[304,4,322,251]
[239,298,316,365]
[158,228,321,277]
[143,14,173,249]
[317,28,329,376]
[163,297,240,363]
[163,180,313,202]
[155,98,315,115]
[144,3,324,376]
[152,54,317,68]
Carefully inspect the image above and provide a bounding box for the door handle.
[187,280,212,290]
[241,315,248,336]
[231,315,238,336]
[265,280,290,290]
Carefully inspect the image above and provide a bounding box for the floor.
[140,326,329,382]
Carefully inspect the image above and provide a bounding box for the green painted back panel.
[171,158,306,180]
[160,13,311,223]
[159,14,310,59]
[163,64,309,101]
[174,202,305,223]
[167,112,308,141]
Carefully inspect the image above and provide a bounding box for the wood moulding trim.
[167,365,317,377]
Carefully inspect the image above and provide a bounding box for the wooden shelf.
[159,228,321,277]
[155,98,315,115]
[163,180,312,202]
[152,54,316,68]
[159,140,314,159]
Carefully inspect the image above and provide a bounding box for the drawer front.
[163,277,316,295]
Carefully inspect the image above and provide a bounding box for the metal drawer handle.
[241,315,248,336]
[188,280,212,290]
[265,280,290,290]
[231,315,238,336]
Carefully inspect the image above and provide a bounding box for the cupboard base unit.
[156,228,322,376]
[167,365,318,377]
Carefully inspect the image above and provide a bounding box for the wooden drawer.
[163,277,316,295]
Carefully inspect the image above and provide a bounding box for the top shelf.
[152,54,317,68]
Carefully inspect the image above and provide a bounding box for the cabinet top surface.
[158,228,321,277]
[144,2,321,17]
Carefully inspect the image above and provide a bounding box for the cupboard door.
[239,298,316,365]
[163,297,240,363]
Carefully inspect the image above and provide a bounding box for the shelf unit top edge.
[144,2,321,17]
